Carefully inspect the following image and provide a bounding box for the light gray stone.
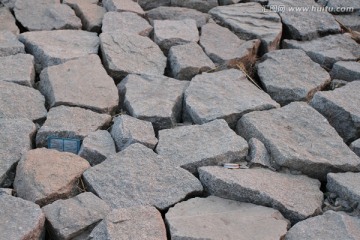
[156,119,248,174]
[102,0,145,15]
[137,0,170,10]
[0,53,35,86]
[330,61,360,82]
[83,143,203,210]
[184,69,279,128]
[118,74,189,130]
[36,106,111,147]
[78,130,116,166]
[0,188,12,195]
[0,194,45,240]
[0,0,16,9]
[0,7,19,34]
[42,192,110,240]
[247,138,273,170]
[39,55,118,114]
[335,14,360,32]
[19,30,99,72]
[237,102,360,180]
[350,139,360,157]
[327,172,360,204]
[100,32,166,81]
[0,30,25,57]
[166,196,289,240]
[110,114,158,151]
[171,0,218,12]
[199,166,323,223]
[323,0,360,13]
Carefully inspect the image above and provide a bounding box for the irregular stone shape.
[39,55,118,114]
[36,106,111,147]
[42,192,110,240]
[247,138,273,169]
[330,61,360,82]
[79,130,116,166]
[19,30,99,72]
[285,211,360,240]
[0,0,16,9]
[110,115,158,151]
[156,119,248,174]
[166,196,289,240]
[102,11,153,36]
[137,0,170,10]
[335,14,360,32]
[100,32,166,81]
[0,118,36,187]
[237,102,360,180]
[350,139,360,157]
[118,74,189,130]
[283,34,360,69]
[199,166,323,223]
[168,43,215,80]
[153,19,199,53]
[0,194,45,240]
[184,69,279,128]
[209,3,282,53]
[324,0,360,13]
[0,188,12,195]
[257,49,331,105]
[0,7,19,34]
[83,143,203,210]
[171,0,218,12]
[0,30,25,57]
[0,81,47,122]
[310,81,360,143]
[14,148,90,207]
[329,79,348,90]
[327,172,360,204]
[89,206,167,240]
[0,53,35,86]
[102,0,145,15]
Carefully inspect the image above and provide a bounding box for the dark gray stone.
[350,139,360,157]
[330,61,360,82]
[137,0,170,10]
[171,0,218,12]
[329,79,348,90]
[102,0,145,15]
[327,172,360,204]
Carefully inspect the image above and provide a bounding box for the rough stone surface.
[89,206,167,240]
[0,194,45,240]
[42,192,110,240]
[237,102,360,180]
[118,74,189,130]
[156,119,248,174]
[168,43,215,80]
[36,106,111,147]
[0,81,47,122]
[310,81,360,143]
[166,196,289,240]
[283,34,360,69]
[327,172,360,204]
[100,31,166,81]
[83,143,203,210]
[199,166,323,223]
[0,7,19,34]
[247,138,273,169]
[0,30,25,57]
[330,61,360,82]
[14,148,90,207]
[0,188,12,195]
[137,0,170,10]
[39,55,118,114]
[329,79,348,90]
[0,53,35,86]
[257,49,331,105]
[171,0,218,12]
[102,0,145,15]
[79,130,116,166]
[184,69,279,128]
[350,139,360,157]
[320,0,360,13]
[0,0,16,9]
[335,14,360,32]
[285,211,360,240]
[110,114,158,151]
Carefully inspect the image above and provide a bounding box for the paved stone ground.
[0,0,359,239]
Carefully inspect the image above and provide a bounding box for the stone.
[168,43,215,80]
[166,196,289,240]
[0,7,19,34]
[0,30,25,57]
[199,166,323,223]
[283,34,360,69]
[327,172,360,204]
[209,3,282,53]
[310,81,360,143]
[146,6,209,28]
[79,130,116,166]
[0,81,47,122]
[14,148,90,207]
[36,106,111,147]
[102,12,153,36]
[323,0,360,13]
[184,69,279,128]
[39,55,118,114]
[329,79,348,90]
[89,206,167,240]
[330,61,360,82]
[102,0,145,15]
[156,119,248,174]
[0,0,16,9]
[19,30,99,72]
[118,74,189,130]
[0,188,12,195]
[257,49,331,105]
[0,53,35,86]
[0,194,45,240]
[237,102,360,180]
[83,143,203,210]
[350,139,360,157]
[100,32,166,81]
[0,118,36,187]
[285,211,360,240]
[335,14,360,32]
[110,115,157,151]
[171,0,218,12]
[137,0,170,10]
[153,19,199,53]
[247,138,273,169]
[42,192,110,240]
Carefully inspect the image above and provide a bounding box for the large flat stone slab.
[0,7,19,34]
[0,30,25,57]
[327,172,360,204]
[0,53,35,86]
[102,0,145,15]
[171,0,218,12]
[330,61,360,82]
